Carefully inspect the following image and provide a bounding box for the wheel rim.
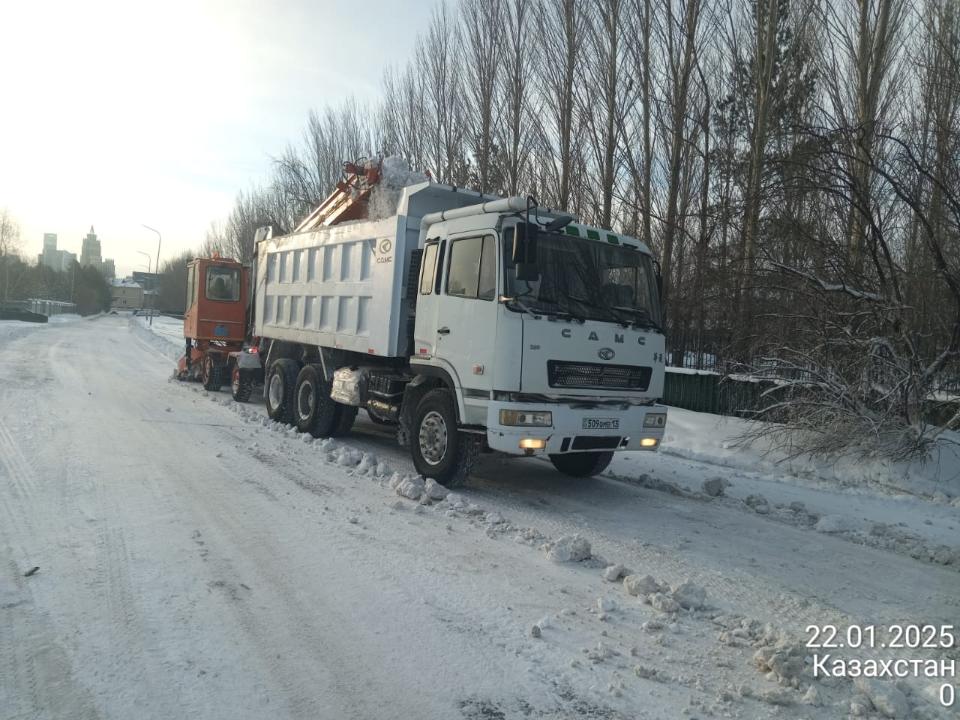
[268,372,283,409]
[297,380,314,420]
[418,410,448,466]
[232,367,240,394]
[203,357,212,384]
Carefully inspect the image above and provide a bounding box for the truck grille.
[547,361,651,391]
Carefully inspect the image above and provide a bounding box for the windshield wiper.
[504,296,584,322]
[610,305,662,332]
[503,296,573,320]
[564,295,631,328]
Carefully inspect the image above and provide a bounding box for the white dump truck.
[254,167,667,484]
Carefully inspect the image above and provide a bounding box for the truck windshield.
[502,230,662,329]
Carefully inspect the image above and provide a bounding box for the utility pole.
[141,225,161,326]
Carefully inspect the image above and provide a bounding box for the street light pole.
[142,225,161,326]
[135,250,151,274]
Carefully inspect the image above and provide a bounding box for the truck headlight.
[643,413,666,428]
[500,409,552,427]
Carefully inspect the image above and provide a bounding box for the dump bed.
[254,182,488,358]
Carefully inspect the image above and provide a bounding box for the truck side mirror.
[512,223,540,281]
[511,222,539,265]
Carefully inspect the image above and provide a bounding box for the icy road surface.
[1,315,957,719]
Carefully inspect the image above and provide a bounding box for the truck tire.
[294,364,339,437]
[410,389,477,486]
[332,405,358,436]
[549,452,614,478]
[202,355,224,391]
[266,358,299,424]
[231,365,253,402]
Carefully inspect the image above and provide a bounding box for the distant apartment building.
[80,226,102,270]
[110,278,144,309]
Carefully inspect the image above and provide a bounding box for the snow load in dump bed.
[254,182,497,358]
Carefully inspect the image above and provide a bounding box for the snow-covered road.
[1,315,957,719]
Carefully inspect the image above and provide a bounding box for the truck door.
[433,234,499,396]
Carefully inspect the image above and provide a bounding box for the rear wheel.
[294,364,339,437]
[231,365,253,402]
[410,389,477,486]
[201,355,224,391]
[549,452,614,478]
[265,358,299,424]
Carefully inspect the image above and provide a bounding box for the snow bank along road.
[1,315,957,719]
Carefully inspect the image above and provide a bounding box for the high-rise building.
[41,233,59,269]
[102,258,115,279]
[80,226,102,270]
[60,251,77,272]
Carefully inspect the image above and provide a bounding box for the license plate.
[582,417,619,430]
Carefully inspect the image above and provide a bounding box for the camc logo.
[598,348,616,361]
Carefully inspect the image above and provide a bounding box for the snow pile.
[542,534,592,563]
[659,406,960,500]
[367,156,428,220]
[670,580,707,610]
[701,476,728,497]
[852,678,911,718]
[752,639,807,688]
[423,478,448,501]
[623,574,663,597]
[622,574,708,614]
[602,563,627,582]
[395,475,425,501]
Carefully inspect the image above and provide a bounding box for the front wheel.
[410,389,478,486]
[549,452,614,478]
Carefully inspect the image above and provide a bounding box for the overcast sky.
[0,0,433,276]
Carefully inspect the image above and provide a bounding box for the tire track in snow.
[0,416,38,503]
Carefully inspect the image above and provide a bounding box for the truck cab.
[253,177,666,485]
[407,208,667,479]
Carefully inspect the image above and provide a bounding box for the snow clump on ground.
[542,534,592,562]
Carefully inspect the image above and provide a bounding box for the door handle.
[438,326,450,335]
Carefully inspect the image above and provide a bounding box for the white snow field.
[1,315,957,719]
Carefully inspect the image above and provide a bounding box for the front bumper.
[485,401,667,456]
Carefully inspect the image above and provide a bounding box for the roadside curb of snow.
[607,469,960,571]
[128,315,183,362]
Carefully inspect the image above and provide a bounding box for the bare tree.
[0,209,23,302]
[655,0,705,322]
[819,0,908,270]
[498,0,538,196]
[537,0,585,211]
[380,64,428,170]
[417,3,468,184]
[461,0,502,193]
